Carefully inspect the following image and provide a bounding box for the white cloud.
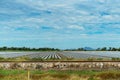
[68,25,84,30]
[0,0,120,44]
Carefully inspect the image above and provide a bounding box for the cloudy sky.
[0,0,120,49]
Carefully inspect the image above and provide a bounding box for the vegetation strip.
[0,70,120,80]
[0,61,120,62]
[0,46,120,51]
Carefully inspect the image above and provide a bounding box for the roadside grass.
[0,69,26,75]
[96,70,120,80]
[0,70,120,80]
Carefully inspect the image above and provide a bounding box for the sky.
[0,0,120,49]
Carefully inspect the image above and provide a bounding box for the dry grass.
[0,74,28,80]
[96,72,120,80]
[0,73,89,80]
[0,70,120,80]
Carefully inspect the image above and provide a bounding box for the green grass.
[0,69,26,75]
[0,69,119,80]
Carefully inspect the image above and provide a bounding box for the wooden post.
[28,70,30,80]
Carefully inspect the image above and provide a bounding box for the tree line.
[96,47,120,51]
[64,47,120,51]
[0,46,120,51]
[0,47,60,51]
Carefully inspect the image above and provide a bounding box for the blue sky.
[0,0,120,49]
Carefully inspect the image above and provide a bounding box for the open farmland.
[0,51,119,60]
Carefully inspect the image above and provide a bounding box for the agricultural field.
[0,51,120,61]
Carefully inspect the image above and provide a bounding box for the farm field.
[0,51,120,60]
